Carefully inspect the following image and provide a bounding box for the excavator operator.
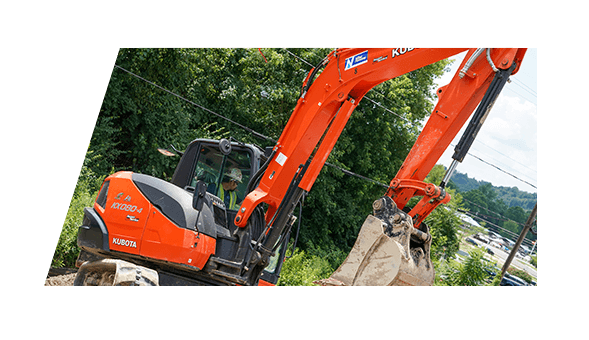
[216,168,243,210]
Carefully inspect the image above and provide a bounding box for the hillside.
[451,171,537,210]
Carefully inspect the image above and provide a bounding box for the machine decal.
[124,195,132,202]
[112,237,137,248]
[275,152,287,166]
[373,55,388,63]
[115,192,124,200]
[391,48,415,58]
[345,50,368,70]
[126,215,140,222]
[111,202,143,213]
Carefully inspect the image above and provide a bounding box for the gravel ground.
[45,268,77,286]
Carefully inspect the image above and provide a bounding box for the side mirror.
[219,138,232,155]
[192,180,208,211]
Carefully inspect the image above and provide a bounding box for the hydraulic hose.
[459,48,486,78]
[486,48,499,73]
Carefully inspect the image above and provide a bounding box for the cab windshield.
[190,144,251,211]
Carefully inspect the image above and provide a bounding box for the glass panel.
[190,144,253,211]
[190,145,223,191]
[217,149,251,210]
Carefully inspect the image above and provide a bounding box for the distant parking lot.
[457,236,537,280]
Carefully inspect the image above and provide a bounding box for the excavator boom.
[74,48,526,286]
[235,48,526,285]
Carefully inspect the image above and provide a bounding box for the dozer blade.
[314,196,434,286]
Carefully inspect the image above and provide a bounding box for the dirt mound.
[45,268,77,286]
[45,273,76,286]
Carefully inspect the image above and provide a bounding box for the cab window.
[190,144,252,211]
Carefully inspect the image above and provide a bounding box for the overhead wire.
[117,49,536,222]
[467,151,537,189]
[461,197,532,228]
[460,209,536,247]
[283,48,538,238]
[282,48,539,194]
[114,65,277,144]
[114,62,388,189]
[510,78,537,98]
[474,139,537,175]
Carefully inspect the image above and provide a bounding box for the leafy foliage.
[507,267,535,284]
[277,248,333,286]
[460,181,536,244]
[51,158,105,268]
[53,48,456,282]
[436,248,495,286]
[452,171,537,210]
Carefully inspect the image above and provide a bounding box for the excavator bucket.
[314,196,434,286]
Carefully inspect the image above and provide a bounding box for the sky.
[431,49,538,194]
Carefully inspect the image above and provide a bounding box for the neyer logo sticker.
[345,50,368,70]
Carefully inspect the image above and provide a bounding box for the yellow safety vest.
[218,187,238,210]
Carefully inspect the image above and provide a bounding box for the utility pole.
[499,203,537,282]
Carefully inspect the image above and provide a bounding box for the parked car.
[480,244,495,255]
[500,277,522,286]
[505,273,529,286]
[474,233,489,243]
[485,247,495,255]
[465,237,478,246]
[490,241,502,248]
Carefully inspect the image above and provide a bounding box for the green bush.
[436,248,495,286]
[51,159,105,268]
[507,267,534,284]
[277,248,334,286]
[530,255,537,268]
[51,188,98,268]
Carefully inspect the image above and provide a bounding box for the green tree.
[55,48,454,277]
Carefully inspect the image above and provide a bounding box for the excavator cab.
[75,138,290,285]
[171,138,289,284]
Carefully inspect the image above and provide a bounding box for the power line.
[503,86,537,105]
[510,78,537,97]
[466,143,538,186]
[448,140,537,190]
[461,197,531,228]
[461,210,535,247]
[114,62,388,189]
[283,49,537,191]
[118,50,536,201]
[113,65,277,144]
[283,48,414,124]
[474,139,537,175]
[467,151,537,189]
[282,48,315,67]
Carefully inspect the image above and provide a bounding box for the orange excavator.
[74,48,526,286]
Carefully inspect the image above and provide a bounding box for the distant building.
[457,212,482,229]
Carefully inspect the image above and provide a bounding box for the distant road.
[458,242,537,279]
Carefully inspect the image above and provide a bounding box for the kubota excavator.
[73,48,526,286]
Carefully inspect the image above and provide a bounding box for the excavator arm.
[234,48,526,285]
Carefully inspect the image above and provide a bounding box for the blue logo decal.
[345,50,368,71]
